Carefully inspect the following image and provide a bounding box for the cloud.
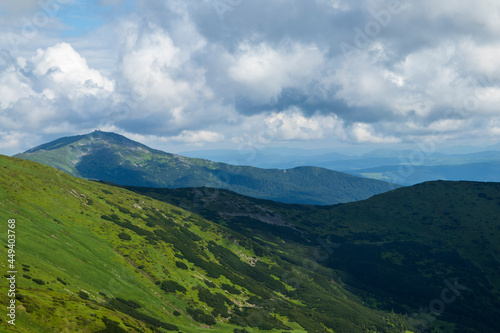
[349,122,401,144]
[0,42,116,147]
[2,0,500,155]
[227,41,325,103]
[231,108,345,148]
[27,42,114,98]
[169,130,224,145]
[0,0,43,14]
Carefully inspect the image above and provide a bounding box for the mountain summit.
[15,131,399,205]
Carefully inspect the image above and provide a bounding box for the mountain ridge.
[122,180,500,333]
[14,131,399,205]
[179,146,500,185]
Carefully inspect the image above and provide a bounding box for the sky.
[1,0,500,156]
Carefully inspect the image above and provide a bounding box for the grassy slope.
[14,131,398,205]
[125,183,500,333]
[0,155,414,332]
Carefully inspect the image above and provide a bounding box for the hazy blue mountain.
[354,161,500,185]
[180,147,350,169]
[181,147,500,184]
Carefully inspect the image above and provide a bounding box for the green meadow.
[0,155,414,332]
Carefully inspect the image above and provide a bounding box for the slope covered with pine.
[14,131,398,205]
[125,182,500,333]
[0,155,414,332]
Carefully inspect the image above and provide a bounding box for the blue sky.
[1,0,500,155]
[57,1,109,37]
[56,0,135,37]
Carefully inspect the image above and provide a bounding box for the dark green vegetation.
[0,155,414,332]
[14,130,398,205]
[126,183,500,333]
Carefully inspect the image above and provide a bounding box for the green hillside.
[13,131,398,205]
[124,183,500,332]
[0,155,414,332]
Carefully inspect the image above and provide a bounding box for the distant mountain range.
[180,147,500,185]
[13,131,398,205]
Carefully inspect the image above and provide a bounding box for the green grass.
[0,155,414,332]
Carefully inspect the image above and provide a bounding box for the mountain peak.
[21,131,146,154]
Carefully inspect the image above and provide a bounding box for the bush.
[105,298,179,331]
[118,232,131,241]
[57,277,68,285]
[116,297,141,309]
[204,280,216,288]
[221,283,240,295]
[161,280,187,293]
[78,291,90,300]
[99,317,127,333]
[32,278,45,285]
[186,307,216,326]
[175,261,188,270]
[198,288,232,317]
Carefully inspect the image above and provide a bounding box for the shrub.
[78,291,90,300]
[32,278,45,285]
[186,307,216,326]
[118,232,131,241]
[175,261,188,270]
[57,277,68,285]
[204,280,216,288]
[116,297,141,309]
[161,280,187,293]
[221,283,240,295]
[198,288,232,317]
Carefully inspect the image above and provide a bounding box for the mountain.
[180,148,350,169]
[13,131,398,205]
[0,155,414,332]
[180,146,500,185]
[354,161,500,185]
[123,182,500,333]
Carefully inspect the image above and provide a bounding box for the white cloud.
[0,65,36,109]
[350,123,401,144]
[232,108,345,147]
[228,41,325,103]
[418,0,500,33]
[0,130,39,153]
[169,130,224,145]
[27,42,114,99]
[115,22,216,129]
